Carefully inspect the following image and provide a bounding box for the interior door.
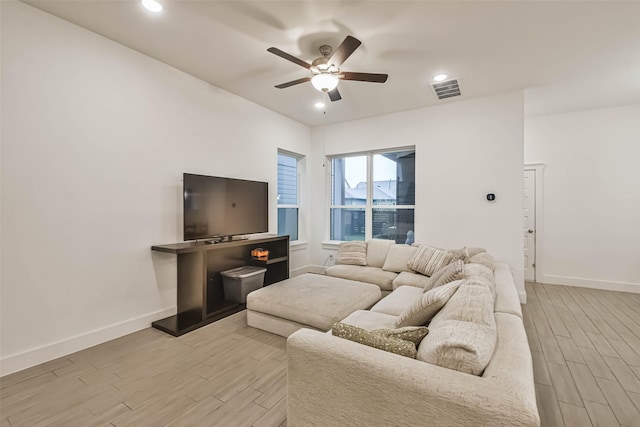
[524,170,536,281]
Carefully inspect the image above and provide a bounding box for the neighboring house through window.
[330,149,415,243]
[277,150,301,241]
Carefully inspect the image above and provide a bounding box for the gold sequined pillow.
[372,326,429,346]
[332,323,418,358]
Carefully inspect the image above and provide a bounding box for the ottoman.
[246,273,382,337]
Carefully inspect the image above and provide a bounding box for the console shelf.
[151,234,289,336]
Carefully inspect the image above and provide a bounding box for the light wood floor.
[524,282,640,427]
[0,312,288,427]
[1,282,640,426]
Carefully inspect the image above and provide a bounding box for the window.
[278,151,300,241]
[330,149,415,243]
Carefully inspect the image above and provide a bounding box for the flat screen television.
[183,173,268,241]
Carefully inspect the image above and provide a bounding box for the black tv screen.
[183,173,268,241]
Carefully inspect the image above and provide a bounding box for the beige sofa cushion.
[493,263,522,318]
[450,246,488,263]
[325,265,397,291]
[463,263,496,296]
[426,259,464,291]
[395,280,463,327]
[367,239,395,268]
[246,274,381,331]
[407,246,454,277]
[417,281,497,375]
[335,241,367,266]
[392,271,430,290]
[482,313,537,421]
[371,285,423,317]
[340,309,398,330]
[468,252,495,270]
[382,244,418,273]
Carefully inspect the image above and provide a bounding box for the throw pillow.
[407,246,454,277]
[335,241,367,266]
[373,326,429,346]
[382,244,418,273]
[424,259,465,292]
[395,280,463,327]
[332,323,418,358]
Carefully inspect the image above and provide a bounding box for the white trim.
[519,292,527,304]
[290,265,316,277]
[289,240,308,251]
[538,275,640,294]
[325,147,417,242]
[524,163,544,283]
[0,307,176,376]
[321,240,341,250]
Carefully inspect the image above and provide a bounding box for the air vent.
[431,78,461,100]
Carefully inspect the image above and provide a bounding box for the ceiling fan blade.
[267,47,311,69]
[329,36,361,66]
[328,88,342,102]
[274,77,312,89]
[341,72,388,83]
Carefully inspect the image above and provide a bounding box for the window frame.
[327,146,416,243]
[277,149,303,243]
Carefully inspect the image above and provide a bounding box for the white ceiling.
[23,0,640,126]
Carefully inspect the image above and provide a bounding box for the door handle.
[528,229,534,234]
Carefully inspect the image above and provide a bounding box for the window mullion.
[366,154,373,241]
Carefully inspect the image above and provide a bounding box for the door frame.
[524,163,544,283]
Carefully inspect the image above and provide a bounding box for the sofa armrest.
[287,329,540,427]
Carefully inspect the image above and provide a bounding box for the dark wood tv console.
[151,234,289,336]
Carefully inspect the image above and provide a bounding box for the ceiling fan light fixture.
[311,74,339,92]
[141,0,163,12]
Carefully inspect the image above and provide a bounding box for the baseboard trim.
[519,292,527,305]
[0,306,176,377]
[539,274,640,294]
[290,265,316,277]
[291,265,325,276]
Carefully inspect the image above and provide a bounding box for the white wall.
[309,92,525,297]
[525,104,640,292]
[0,2,310,375]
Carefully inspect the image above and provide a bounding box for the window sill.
[321,241,342,250]
[290,241,308,251]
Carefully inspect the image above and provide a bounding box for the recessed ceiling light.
[433,74,448,82]
[315,102,325,109]
[141,0,163,12]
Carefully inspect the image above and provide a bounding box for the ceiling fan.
[267,35,388,101]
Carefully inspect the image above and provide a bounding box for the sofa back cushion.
[407,246,454,277]
[463,263,496,297]
[468,252,495,270]
[395,280,463,327]
[325,265,397,291]
[382,244,418,273]
[335,241,367,266]
[366,239,395,268]
[417,280,497,375]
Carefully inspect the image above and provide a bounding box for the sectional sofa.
[282,239,540,426]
